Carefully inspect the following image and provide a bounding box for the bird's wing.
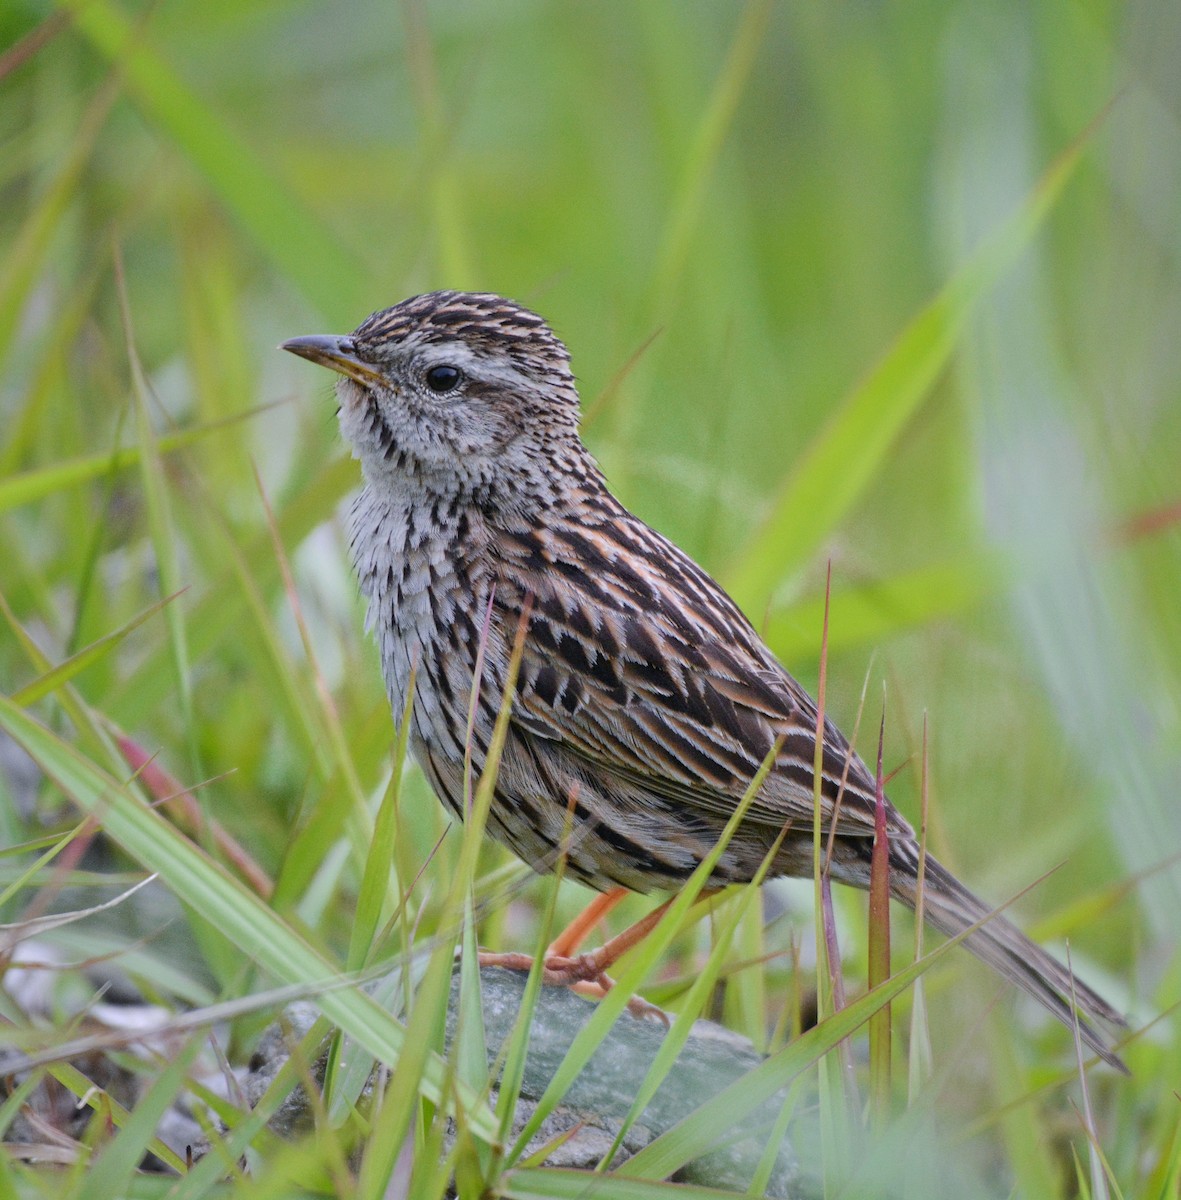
[493,510,909,842]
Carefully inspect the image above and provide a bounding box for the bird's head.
[282,291,588,510]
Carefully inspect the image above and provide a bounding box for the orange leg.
[479,888,720,1020]
[545,895,676,983]
[477,887,629,976]
[547,887,629,958]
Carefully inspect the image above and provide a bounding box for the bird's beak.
[280,335,385,387]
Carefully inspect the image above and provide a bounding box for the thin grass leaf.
[595,884,763,1171]
[10,594,177,708]
[3,960,441,1080]
[278,1024,357,1196]
[0,264,104,480]
[810,564,856,1181]
[59,0,367,311]
[510,738,784,1160]
[0,874,154,955]
[355,610,528,1192]
[811,562,833,1016]
[597,786,802,1169]
[274,759,390,921]
[1030,864,1152,947]
[62,402,125,661]
[867,705,893,1128]
[1115,496,1181,544]
[748,1074,806,1199]
[0,408,275,515]
[420,1129,465,1200]
[983,1022,1059,1198]
[401,3,474,287]
[455,1118,490,1200]
[648,0,773,312]
[1144,1115,1181,1200]
[0,72,119,368]
[0,10,71,80]
[116,254,197,772]
[70,1092,108,1184]
[355,860,476,1189]
[1072,1146,1095,1200]
[0,697,499,1143]
[322,958,406,1130]
[907,714,933,1103]
[723,889,768,1051]
[51,1047,196,1188]
[0,591,123,777]
[48,926,218,1007]
[495,864,568,1148]
[0,818,90,911]
[347,688,414,971]
[113,733,274,899]
[616,916,980,1181]
[254,464,382,885]
[455,899,490,1106]
[0,830,83,858]
[164,1091,284,1200]
[190,496,337,785]
[0,1074,43,1142]
[725,120,1097,610]
[581,327,664,431]
[110,454,358,726]
[762,551,1003,662]
[502,1167,752,1200]
[1068,945,1115,1200]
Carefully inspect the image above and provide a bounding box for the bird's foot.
[476,948,669,1023]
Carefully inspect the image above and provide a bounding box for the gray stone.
[239,965,801,1196]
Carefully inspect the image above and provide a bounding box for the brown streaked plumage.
[283,290,1127,1069]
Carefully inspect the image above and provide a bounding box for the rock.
[238,964,801,1196]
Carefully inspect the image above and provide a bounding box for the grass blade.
[61,1039,200,1195]
[59,0,366,312]
[10,594,176,708]
[725,119,1097,610]
[510,740,784,1161]
[0,70,118,367]
[867,706,892,1128]
[502,1167,751,1199]
[762,552,1003,661]
[648,0,773,311]
[0,408,274,516]
[616,921,975,1180]
[0,696,499,1144]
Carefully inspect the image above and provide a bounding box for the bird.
[282,290,1126,1070]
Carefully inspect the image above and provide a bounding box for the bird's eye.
[424,364,463,393]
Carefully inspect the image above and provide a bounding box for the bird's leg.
[542,894,675,986]
[550,893,677,1020]
[479,890,666,1017]
[479,890,719,1021]
[480,888,659,1014]
[547,887,629,958]
[477,887,629,976]
[478,888,628,974]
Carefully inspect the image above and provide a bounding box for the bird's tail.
[883,845,1128,1071]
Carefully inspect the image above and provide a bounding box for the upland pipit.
[284,291,1126,1069]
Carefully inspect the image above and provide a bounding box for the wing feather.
[494,512,912,843]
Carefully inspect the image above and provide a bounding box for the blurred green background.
[2,0,1180,1192]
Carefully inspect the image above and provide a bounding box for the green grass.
[2,2,1179,1197]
